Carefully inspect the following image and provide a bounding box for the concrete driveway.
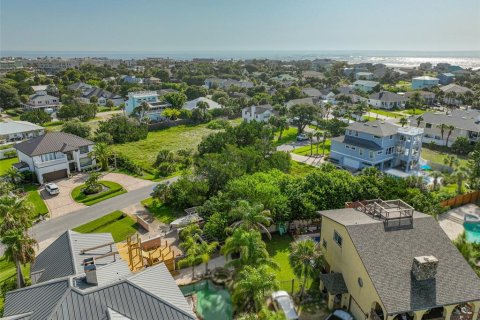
[41,172,154,219]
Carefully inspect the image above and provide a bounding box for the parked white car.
[271,291,298,320]
[325,310,354,320]
[45,183,60,195]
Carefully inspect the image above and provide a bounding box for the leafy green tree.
[451,137,474,155]
[155,69,170,82]
[96,115,148,143]
[221,229,278,270]
[162,108,181,120]
[19,109,52,125]
[3,229,37,288]
[105,99,115,110]
[0,84,20,109]
[232,265,279,313]
[133,101,150,122]
[452,166,469,194]
[416,115,424,127]
[399,117,408,127]
[0,195,34,236]
[94,132,113,145]
[230,200,273,239]
[445,124,455,147]
[289,104,319,134]
[185,85,208,100]
[163,92,187,109]
[468,142,480,189]
[196,100,209,117]
[444,154,459,169]
[408,91,424,113]
[2,168,23,185]
[289,238,325,298]
[89,143,110,171]
[61,119,91,138]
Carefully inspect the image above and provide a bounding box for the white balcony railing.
[34,157,67,168]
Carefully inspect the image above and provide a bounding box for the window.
[41,153,56,162]
[389,135,393,140]
[355,131,359,137]
[351,146,356,150]
[79,146,89,154]
[345,145,350,149]
[79,157,92,167]
[322,239,327,249]
[369,151,374,159]
[377,151,382,155]
[373,135,381,139]
[333,231,343,247]
[359,148,364,156]
[426,123,432,128]
[348,130,353,135]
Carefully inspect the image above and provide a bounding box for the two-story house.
[80,87,124,106]
[353,80,379,93]
[125,91,171,121]
[440,84,473,106]
[412,76,439,90]
[368,91,407,110]
[0,120,45,145]
[242,104,278,123]
[411,109,480,147]
[21,91,60,111]
[13,132,95,184]
[319,199,480,320]
[330,120,423,174]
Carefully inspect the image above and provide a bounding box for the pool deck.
[438,203,480,240]
[174,255,227,285]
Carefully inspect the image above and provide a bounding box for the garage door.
[43,169,68,182]
[343,157,360,169]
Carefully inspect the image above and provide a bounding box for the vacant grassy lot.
[141,197,183,224]
[369,108,402,118]
[0,157,18,175]
[73,210,137,242]
[421,147,468,167]
[111,124,215,173]
[71,181,126,206]
[289,161,318,177]
[292,140,331,156]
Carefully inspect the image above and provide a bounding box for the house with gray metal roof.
[353,80,379,93]
[13,132,95,184]
[21,91,60,111]
[318,200,480,320]
[330,120,424,175]
[368,91,408,110]
[410,109,480,147]
[0,121,45,145]
[3,230,196,320]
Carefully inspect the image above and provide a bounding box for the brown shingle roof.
[14,132,93,157]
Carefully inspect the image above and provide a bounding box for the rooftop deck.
[346,199,414,229]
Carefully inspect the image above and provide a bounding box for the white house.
[182,97,222,111]
[21,91,60,111]
[13,132,95,184]
[242,104,278,123]
[368,91,407,110]
[0,121,45,145]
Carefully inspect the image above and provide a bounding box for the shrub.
[3,150,17,158]
[20,109,52,125]
[157,162,176,177]
[96,115,148,143]
[451,137,474,155]
[94,132,114,144]
[206,119,231,130]
[61,119,91,138]
[111,153,142,175]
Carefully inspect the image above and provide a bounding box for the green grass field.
[289,161,318,177]
[421,147,468,167]
[71,181,126,206]
[369,108,403,118]
[0,157,18,175]
[73,210,137,242]
[0,256,30,313]
[23,184,49,218]
[402,109,427,115]
[141,197,183,223]
[111,124,215,173]
[292,140,331,156]
[273,127,298,146]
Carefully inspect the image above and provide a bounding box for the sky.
[1,0,480,52]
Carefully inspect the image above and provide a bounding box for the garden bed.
[71,180,126,206]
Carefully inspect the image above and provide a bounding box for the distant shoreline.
[2,50,480,69]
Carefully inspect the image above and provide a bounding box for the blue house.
[438,73,455,85]
[329,120,424,175]
[353,80,379,93]
[125,91,171,121]
[411,76,439,90]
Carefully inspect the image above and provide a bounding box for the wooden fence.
[440,190,480,208]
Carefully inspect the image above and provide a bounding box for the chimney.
[412,256,438,281]
[83,257,98,285]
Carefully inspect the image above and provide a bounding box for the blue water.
[464,222,480,243]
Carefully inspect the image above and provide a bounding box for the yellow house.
[318,199,480,320]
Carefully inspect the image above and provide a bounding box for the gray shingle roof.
[82,87,122,100]
[31,230,116,284]
[14,132,93,157]
[331,135,383,151]
[319,273,348,295]
[369,91,407,102]
[439,83,473,94]
[321,208,480,315]
[302,88,322,97]
[415,110,480,132]
[353,80,379,87]
[285,98,316,108]
[4,264,196,320]
[347,120,400,137]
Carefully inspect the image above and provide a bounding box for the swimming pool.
[180,280,233,320]
[464,222,480,243]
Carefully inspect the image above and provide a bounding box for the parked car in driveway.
[297,133,308,141]
[45,183,60,195]
[325,309,354,320]
[271,291,298,320]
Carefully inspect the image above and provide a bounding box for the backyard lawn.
[141,197,183,224]
[292,140,331,156]
[0,256,30,313]
[73,210,137,242]
[71,181,126,206]
[0,157,18,175]
[421,146,468,167]
[274,127,298,146]
[369,108,403,119]
[23,184,49,218]
[111,124,216,173]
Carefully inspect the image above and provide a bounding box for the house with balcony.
[242,104,278,123]
[0,120,45,145]
[404,91,436,106]
[353,80,379,93]
[318,199,480,320]
[13,132,95,184]
[21,91,60,111]
[355,72,374,80]
[368,91,408,110]
[125,91,171,121]
[412,76,439,90]
[411,109,480,147]
[440,84,473,106]
[329,120,423,175]
[438,73,455,85]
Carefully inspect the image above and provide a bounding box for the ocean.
[2,50,480,69]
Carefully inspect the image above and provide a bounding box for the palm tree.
[3,167,23,185]
[430,171,443,191]
[452,166,469,194]
[196,100,209,117]
[197,239,219,275]
[314,130,322,155]
[322,130,331,156]
[0,195,34,236]
[89,142,110,171]
[445,124,455,147]
[354,101,368,120]
[416,115,424,127]
[221,229,278,270]
[323,103,332,119]
[307,132,314,156]
[230,201,273,239]
[289,239,325,298]
[3,229,38,288]
[179,235,218,278]
[133,101,150,121]
[271,116,289,141]
[445,91,457,111]
[408,91,424,114]
[437,123,448,143]
[232,265,279,313]
[444,154,459,169]
[399,117,408,127]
